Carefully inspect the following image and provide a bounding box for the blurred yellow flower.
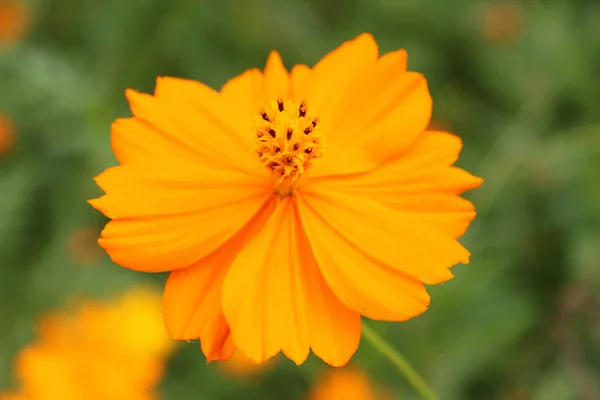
[0,113,14,157]
[0,1,29,46]
[1,287,174,400]
[308,367,392,400]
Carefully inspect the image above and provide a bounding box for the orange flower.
[0,1,29,45]
[2,287,174,400]
[0,113,14,156]
[90,33,482,366]
[308,367,391,400]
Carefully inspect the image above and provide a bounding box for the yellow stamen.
[254,99,324,196]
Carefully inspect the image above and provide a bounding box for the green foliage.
[1,0,599,398]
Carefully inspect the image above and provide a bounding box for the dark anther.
[293,143,300,151]
[273,145,280,153]
[305,147,313,154]
[303,126,313,135]
[260,109,270,122]
[257,131,263,138]
[299,101,307,117]
[286,128,293,140]
[312,117,319,127]
[277,98,284,112]
[268,128,277,138]
[286,156,293,164]
[270,162,280,168]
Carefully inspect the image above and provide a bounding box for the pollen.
[254,98,324,192]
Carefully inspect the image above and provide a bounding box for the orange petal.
[281,36,384,178]
[89,164,272,272]
[220,68,267,116]
[313,131,483,238]
[306,33,379,122]
[371,130,484,194]
[299,188,470,285]
[290,64,311,104]
[164,262,235,362]
[153,77,256,154]
[111,117,189,166]
[297,194,431,321]
[336,72,430,162]
[379,48,408,71]
[122,89,257,173]
[325,48,410,139]
[311,53,431,178]
[222,198,361,366]
[379,194,477,239]
[162,197,277,361]
[263,51,290,101]
[205,329,235,363]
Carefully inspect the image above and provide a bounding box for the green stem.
[362,323,438,400]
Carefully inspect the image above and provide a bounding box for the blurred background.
[1,0,599,399]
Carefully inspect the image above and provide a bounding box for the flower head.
[90,33,483,366]
[2,288,173,400]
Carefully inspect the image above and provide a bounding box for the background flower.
[0,113,14,157]
[0,0,29,47]
[308,367,391,400]
[0,288,174,400]
[0,0,599,399]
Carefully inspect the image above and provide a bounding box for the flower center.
[254,98,324,196]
